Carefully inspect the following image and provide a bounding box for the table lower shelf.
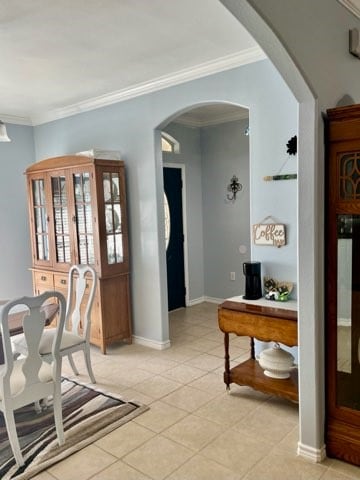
[224,358,298,403]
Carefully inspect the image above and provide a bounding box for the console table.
[218,298,298,402]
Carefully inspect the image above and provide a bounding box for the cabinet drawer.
[34,271,54,288]
[54,273,69,290]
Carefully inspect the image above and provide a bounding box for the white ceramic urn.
[259,342,294,379]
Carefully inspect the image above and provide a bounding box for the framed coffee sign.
[252,222,286,247]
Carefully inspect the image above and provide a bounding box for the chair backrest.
[0,291,66,407]
[65,264,97,341]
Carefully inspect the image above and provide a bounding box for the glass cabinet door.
[336,214,360,410]
[103,172,123,265]
[31,178,49,263]
[73,172,95,265]
[51,174,71,266]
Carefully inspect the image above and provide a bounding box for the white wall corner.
[132,335,171,350]
[297,442,327,463]
[187,296,206,306]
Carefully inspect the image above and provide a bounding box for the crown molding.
[0,114,32,126]
[338,0,360,18]
[31,46,266,125]
[175,109,249,127]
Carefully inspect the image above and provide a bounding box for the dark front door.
[163,167,185,311]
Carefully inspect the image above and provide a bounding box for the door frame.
[163,162,189,307]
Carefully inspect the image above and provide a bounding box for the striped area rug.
[0,378,149,479]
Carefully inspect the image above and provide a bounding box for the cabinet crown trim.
[26,155,124,173]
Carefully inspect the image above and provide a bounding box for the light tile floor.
[34,302,360,480]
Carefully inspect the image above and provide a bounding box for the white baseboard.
[132,335,171,350]
[204,296,224,304]
[297,442,326,463]
[187,296,205,306]
[187,296,224,306]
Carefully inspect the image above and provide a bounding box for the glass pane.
[78,235,86,264]
[339,152,360,200]
[103,173,111,202]
[105,205,114,233]
[162,137,172,152]
[76,205,86,234]
[83,174,91,202]
[51,175,70,263]
[35,208,47,234]
[112,175,120,202]
[87,236,95,264]
[32,179,49,261]
[164,193,170,250]
[115,234,123,262]
[56,237,71,263]
[36,234,48,261]
[54,208,69,234]
[107,235,116,264]
[85,205,93,234]
[336,214,360,410]
[74,175,82,201]
[114,204,121,233]
[73,172,94,265]
[103,172,123,264]
[33,181,40,205]
[77,235,95,265]
[52,176,67,206]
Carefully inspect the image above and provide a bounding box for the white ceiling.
[175,103,248,126]
[0,0,263,125]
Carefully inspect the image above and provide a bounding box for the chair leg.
[68,353,79,376]
[53,370,64,446]
[84,346,96,384]
[3,408,24,466]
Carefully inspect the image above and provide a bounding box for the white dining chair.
[0,291,66,467]
[13,265,97,383]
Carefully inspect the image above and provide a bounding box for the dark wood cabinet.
[325,104,360,465]
[26,155,131,353]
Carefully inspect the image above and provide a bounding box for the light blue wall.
[31,59,297,346]
[250,99,298,297]
[0,124,35,298]
[201,118,251,299]
[163,118,252,303]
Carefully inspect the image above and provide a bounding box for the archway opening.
[160,102,250,318]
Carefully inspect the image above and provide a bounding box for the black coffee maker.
[243,261,262,300]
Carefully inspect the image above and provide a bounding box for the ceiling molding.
[175,110,249,127]
[338,0,360,18]
[31,46,265,126]
[0,114,32,126]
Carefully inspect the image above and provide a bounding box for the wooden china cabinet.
[326,104,360,465]
[25,154,131,353]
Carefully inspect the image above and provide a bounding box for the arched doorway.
[154,0,318,463]
[160,103,251,314]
